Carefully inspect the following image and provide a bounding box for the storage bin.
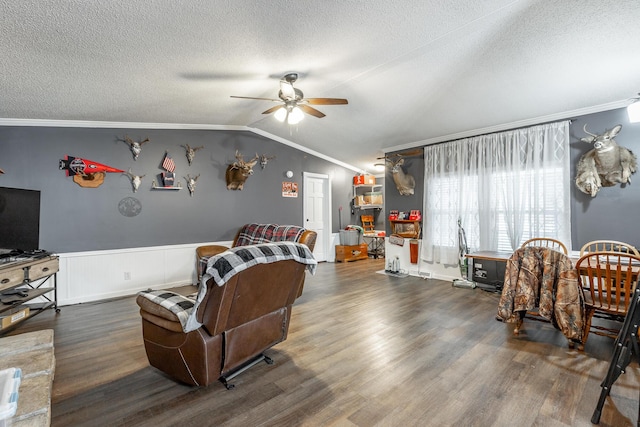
[339,230,361,245]
[0,367,21,427]
[353,175,376,185]
[364,192,383,205]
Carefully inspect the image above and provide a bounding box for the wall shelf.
[353,184,383,209]
[151,181,182,190]
[389,219,421,239]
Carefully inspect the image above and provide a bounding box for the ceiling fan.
[230,73,348,124]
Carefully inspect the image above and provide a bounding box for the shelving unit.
[389,219,421,239]
[0,255,59,334]
[353,184,383,209]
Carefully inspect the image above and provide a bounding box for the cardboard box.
[364,192,383,205]
[0,306,29,330]
[353,175,376,185]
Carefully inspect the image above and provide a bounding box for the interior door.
[303,172,331,262]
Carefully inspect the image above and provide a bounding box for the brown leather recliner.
[136,239,316,388]
[196,223,317,282]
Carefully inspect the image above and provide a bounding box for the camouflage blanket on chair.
[497,247,585,341]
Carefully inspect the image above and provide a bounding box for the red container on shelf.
[353,175,376,185]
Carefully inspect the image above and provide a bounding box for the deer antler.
[583,124,598,138]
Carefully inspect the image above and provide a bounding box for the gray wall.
[383,154,425,238]
[570,108,640,249]
[0,126,358,253]
[385,106,640,250]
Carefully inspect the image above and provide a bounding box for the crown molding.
[0,118,248,131]
[385,98,633,154]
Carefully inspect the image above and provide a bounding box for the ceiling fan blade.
[298,104,325,118]
[262,105,284,115]
[305,98,349,105]
[230,96,281,102]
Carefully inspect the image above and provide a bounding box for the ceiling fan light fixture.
[288,106,304,124]
[274,106,288,122]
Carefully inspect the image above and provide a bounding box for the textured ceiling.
[2,0,640,172]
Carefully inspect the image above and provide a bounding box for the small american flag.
[162,153,176,172]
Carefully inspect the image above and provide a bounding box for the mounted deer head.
[123,168,145,193]
[387,157,416,196]
[225,151,259,190]
[185,174,200,196]
[259,153,276,169]
[123,136,150,160]
[575,124,638,197]
[182,144,204,166]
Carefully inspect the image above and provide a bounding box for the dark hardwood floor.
[7,258,640,426]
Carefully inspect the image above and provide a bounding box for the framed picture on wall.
[282,182,298,198]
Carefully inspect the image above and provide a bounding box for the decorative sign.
[282,182,298,198]
[118,197,142,217]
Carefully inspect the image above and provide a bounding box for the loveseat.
[136,227,317,388]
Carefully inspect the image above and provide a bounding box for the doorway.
[303,172,331,262]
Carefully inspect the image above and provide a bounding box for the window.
[423,121,571,264]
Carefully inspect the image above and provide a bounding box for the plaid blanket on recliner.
[204,241,316,286]
[234,223,306,246]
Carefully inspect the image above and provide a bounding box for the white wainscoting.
[56,241,232,306]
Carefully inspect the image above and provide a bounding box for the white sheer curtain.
[422,120,571,265]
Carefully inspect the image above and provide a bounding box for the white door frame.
[303,172,332,262]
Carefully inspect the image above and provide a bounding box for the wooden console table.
[0,256,59,335]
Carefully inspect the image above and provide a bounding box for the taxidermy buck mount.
[379,148,422,196]
[122,136,150,161]
[185,174,199,196]
[575,124,638,197]
[123,168,145,193]
[182,144,204,166]
[259,154,276,169]
[225,151,259,190]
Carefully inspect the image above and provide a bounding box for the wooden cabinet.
[335,244,369,262]
[0,255,59,334]
[389,219,421,239]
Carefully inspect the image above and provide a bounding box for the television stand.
[0,255,59,334]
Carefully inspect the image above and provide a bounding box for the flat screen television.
[0,186,41,253]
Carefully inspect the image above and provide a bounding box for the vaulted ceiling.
[2,1,640,172]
